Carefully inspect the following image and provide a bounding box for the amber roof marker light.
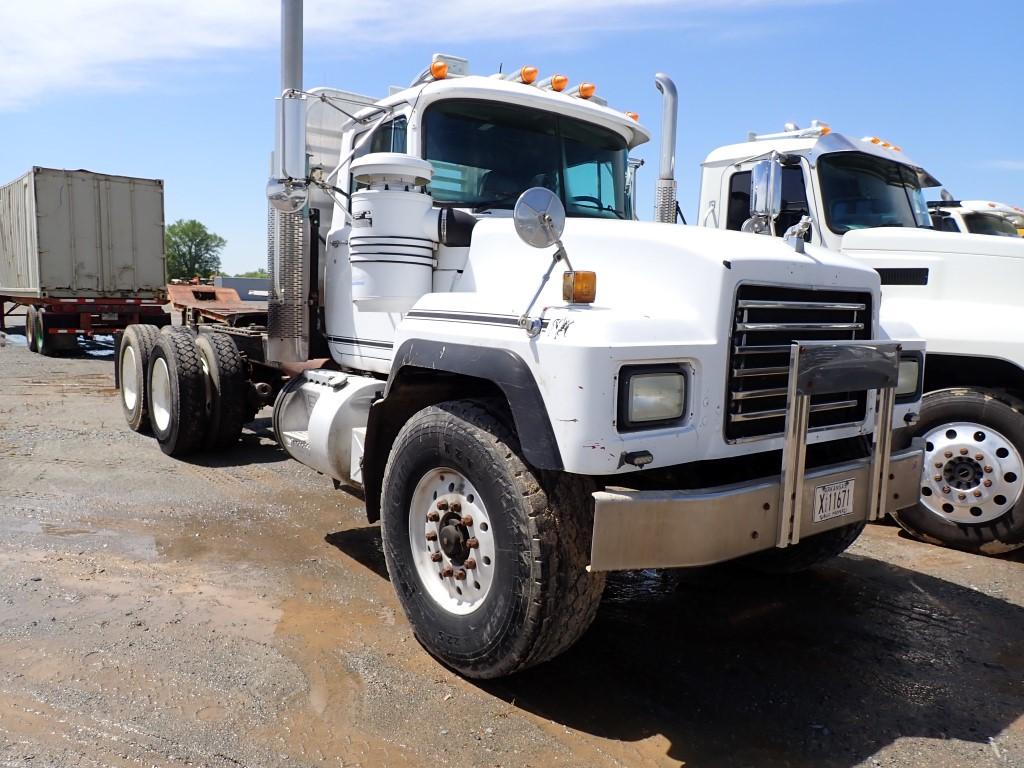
[538,74,569,92]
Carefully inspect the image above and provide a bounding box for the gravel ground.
[0,318,1022,768]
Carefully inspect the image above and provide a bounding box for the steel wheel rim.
[121,345,138,411]
[151,357,172,433]
[919,421,1023,524]
[408,467,496,615]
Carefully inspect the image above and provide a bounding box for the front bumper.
[588,340,925,571]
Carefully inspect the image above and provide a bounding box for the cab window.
[726,167,810,235]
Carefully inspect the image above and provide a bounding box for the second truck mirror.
[750,158,782,221]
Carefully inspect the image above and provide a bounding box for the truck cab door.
[724,164,816,242]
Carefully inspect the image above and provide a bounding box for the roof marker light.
[626,111,639,122]
[538,74,569,92]
[430,60,448,80]
[568,82,596,99]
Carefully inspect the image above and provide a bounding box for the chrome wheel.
[121,344,138,411]
[408,467,496,615]
[919,421,1023,524]
[150,357,172,433]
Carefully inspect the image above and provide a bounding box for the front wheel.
[894,388,1024,555]
[380,399,605,679]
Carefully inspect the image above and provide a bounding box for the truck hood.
[842,227,1024,259]
[418,218,883,344]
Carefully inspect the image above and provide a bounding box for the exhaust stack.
[266,0,310,364]
[654,73,678,224]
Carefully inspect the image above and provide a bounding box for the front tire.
[380,399,605,679]
[894,388,1024,554]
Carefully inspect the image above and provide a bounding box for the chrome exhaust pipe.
[266,0,310,364]
[654,73,678,224]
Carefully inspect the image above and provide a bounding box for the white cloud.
[0,0,831,110]
[985,160,1024,172]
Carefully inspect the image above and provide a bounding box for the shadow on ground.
[328,524,1023,767]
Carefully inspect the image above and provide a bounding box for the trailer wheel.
[25,306,38,353]
[119,324,161,432]
[893,388,1024,555]
[33,309,54,356]
[195,332,247,451]
[380,399,605,679]
[147,330,207,456]
[740,522,865,574]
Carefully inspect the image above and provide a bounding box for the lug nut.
[960,448,969,456]
[437,500,449,511]
[958,493,967,501]
[933,475,942,482]
[464,558,477,570]
[985,466,993,474]
[466,537,479,549]
[440,565,454,578]
[426,531,438,541]
[935,462,944,469]
[451,501,462,514]
[454,569,467,581]
[431,552,443,562]
[945,451,953,458]
[461,515,474,527]
[942,486,951,494]
[427,511,440,522]
[984,479,993,487]
[975,453,984,461]
[973,490,982,498]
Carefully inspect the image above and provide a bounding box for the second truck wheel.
[195,332,247,451]
[895,388,1024,554]
[380,399,605,679]
[119,324,161,432]
[148,330,208,456]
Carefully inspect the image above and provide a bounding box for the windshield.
[818,152,932,234]
[422,99,627,219]
[963,212,1020,237]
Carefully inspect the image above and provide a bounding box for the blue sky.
[2,0,1022,275]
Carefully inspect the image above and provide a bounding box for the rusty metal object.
[466,537,479,549]
[461,515,474,527]
[426,531,438,542]
[464,558,477,570]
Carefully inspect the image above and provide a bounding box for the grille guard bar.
[777,340,900,547]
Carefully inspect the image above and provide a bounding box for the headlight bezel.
[616,363,689,432]
[895,351,924,404]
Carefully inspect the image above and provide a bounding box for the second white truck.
[699,122,1024,554]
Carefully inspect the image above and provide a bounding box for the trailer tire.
[380,399,605,679]
[33,309,55,356]
[119,324,161,432]
[147,330,207,456]
[740,522,865,574]
[893,388,1024,555]
[25,306,38,353]
[195,332,247,451]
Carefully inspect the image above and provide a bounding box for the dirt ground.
[1,317,1022,768]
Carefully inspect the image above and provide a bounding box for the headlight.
[896,353,923,401]
[618,365,687,430]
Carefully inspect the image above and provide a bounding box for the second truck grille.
[727,284,872,441]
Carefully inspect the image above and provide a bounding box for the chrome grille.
[727,285,872,440]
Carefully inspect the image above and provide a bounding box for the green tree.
[235,268,269,278]
[165,219,226,280]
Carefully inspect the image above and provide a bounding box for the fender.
[361,339,563,522]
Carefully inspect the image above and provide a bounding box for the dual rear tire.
[119,324,246,456]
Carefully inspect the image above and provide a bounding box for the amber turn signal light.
[430,61,449,80]
[563,271,597,304]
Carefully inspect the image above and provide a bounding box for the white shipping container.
[0,167,165,299]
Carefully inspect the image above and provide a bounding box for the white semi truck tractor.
[117,2,925,678]
[699,122,1024,555]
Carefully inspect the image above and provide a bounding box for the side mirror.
[750,158,782,220]
[513,187,566,248]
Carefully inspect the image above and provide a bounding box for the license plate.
[101,312,119,321]
[812,479,855,523]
